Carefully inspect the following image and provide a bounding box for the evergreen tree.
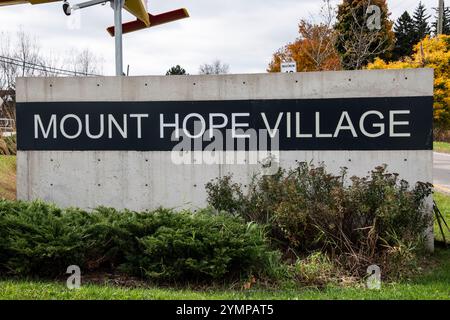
[444,6,450,34]
[412,1,431,42]
[392,11,416,59]
[432,2,450,35]
[166,65,187,75]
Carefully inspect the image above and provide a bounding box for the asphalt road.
[434,152,450,193]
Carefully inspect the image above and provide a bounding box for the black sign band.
[16,97,433,151]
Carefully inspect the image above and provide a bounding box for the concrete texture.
[17,150,432,211]
[17,69,434,102]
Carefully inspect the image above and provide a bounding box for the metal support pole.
[438,0,444,35]
[113,0,124,76]
[73,0,107,10]
[63,0,107,15]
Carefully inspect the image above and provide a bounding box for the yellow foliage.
[367,35,450,128]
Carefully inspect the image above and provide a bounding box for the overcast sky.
[0,0,438,75]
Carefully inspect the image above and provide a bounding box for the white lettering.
[160,113,179,139]
[34,114,57,139]
[261,112,283,138]
[334,111,357,137]
[108,114,127,139]
[85,114,104,139]
[232,113,250,138]
[296,112,313,138]
[60,114,82,139]
[209,113,228,139]
[183,113,206,139]
[360,111,385,138]
[315,112,332,138]
[130,114,149,139]
[389,110,411,137]
[286,112,291,138]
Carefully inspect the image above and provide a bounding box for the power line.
[0,55,100,77]
[0,55,98,77]
[3,54,100,76]
[0,57,77,77]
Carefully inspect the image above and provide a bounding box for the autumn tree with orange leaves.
[268,1,341,72]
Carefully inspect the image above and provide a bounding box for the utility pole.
[438,0,444,35]
[113,0,124,76]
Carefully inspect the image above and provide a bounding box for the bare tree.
[67,48,104,76]
[346,7,386,69]
[0,30,60,89]
[335,0,395,70]
[38,52,63,77]
[16,29,42,78]
[199,59,230,75]
[0,32,18,90]
[0,30,103,90]
[0,33,18,123]
[0,30,103,128]
[303,0,340,70]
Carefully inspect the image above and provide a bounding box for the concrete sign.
[16,69,434,213]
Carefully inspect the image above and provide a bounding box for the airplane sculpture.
[0,0,190,75]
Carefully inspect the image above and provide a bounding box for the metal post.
[438,0,444,35]
[72,0,107,10]
[113,0,124,76]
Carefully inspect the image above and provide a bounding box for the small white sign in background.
[281,61,296,73]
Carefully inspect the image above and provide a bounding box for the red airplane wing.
[107,8,189,36]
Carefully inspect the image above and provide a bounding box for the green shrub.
[123,211,273,281]
[206,175,244,215]
[0,200,278,282]
[0,201,100,275]
[205,163,433,278]
[87,208,280,281]
[290,252,337,287]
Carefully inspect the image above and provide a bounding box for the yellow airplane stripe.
[124,0,150,26]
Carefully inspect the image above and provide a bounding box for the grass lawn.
[434,192,450,244]
[0,155,16,200]
[0,247,448,300]
[434,141,450,154]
